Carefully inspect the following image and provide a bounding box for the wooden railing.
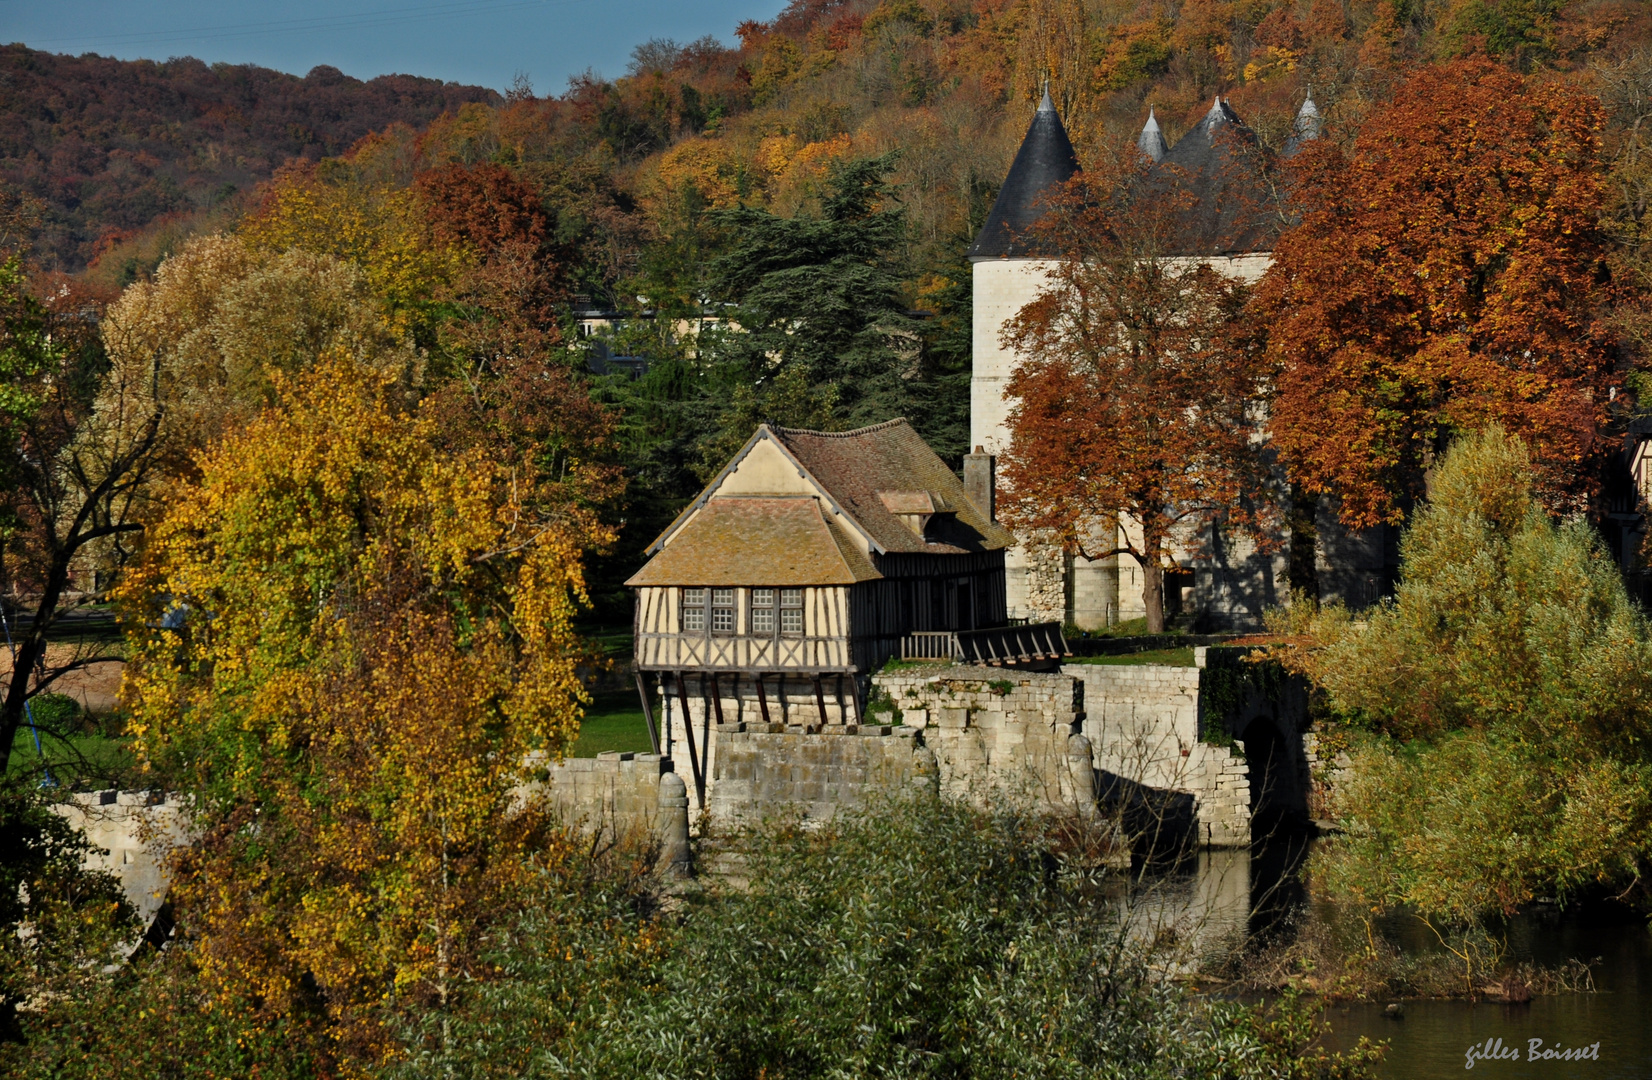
[898,622,1071,667]
[899,630,960,662]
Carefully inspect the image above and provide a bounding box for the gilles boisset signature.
[1465,1037,1602,1069]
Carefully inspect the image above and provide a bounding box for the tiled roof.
[775,419,1016,555]
[966,89,1081,260]
[625,497,880,587]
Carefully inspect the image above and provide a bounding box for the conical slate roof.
[1152,96,1272,256]
[1283,92,1321,156]
[1137,107,1167,162]
[966,88,1081,260]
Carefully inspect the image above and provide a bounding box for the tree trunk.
[1140,532,1166,634]
[0,551,71,777]
[1287,483,1320,604]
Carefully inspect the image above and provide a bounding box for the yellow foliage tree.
[118,358,606,1067]
[239,163,470,344]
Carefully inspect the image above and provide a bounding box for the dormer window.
[877,490,936,537]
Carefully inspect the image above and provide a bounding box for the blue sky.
[2,0,782,93]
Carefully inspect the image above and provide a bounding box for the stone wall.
[706,723,937,824]
[654,672,863,809]
[52,790,194,928]
[1063,662,1252,846]
[870,666,1098,817]
[518,751,691,872]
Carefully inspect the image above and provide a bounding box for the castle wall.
[52,791,194,929]
[870,666,1097,816]
[706,723,938,824]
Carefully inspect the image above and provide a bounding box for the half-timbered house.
[627,418,1067,804]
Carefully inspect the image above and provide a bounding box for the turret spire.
[965,89,1081,259]
[1294,91,1321,141]
[1284,91,1321,156]
[1138,106,1167,162]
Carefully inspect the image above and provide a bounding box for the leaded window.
[711,588,736,633]
[750,588,775,633]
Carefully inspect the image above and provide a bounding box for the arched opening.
[1239,716,1311,941]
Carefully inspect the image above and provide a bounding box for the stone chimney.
[963,446,995,523]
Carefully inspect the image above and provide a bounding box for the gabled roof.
[967,89,1081,260]
[639,419,1015,580]
[774,419,1016,554]
[1152,96,1274,256]
[625,497,879,587]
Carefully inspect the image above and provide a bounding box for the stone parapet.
[707,722,937,824]
[871,666,1094,816]
[1064,663,1252,847]
[52,791,194,928]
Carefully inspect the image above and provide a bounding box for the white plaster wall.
[970,257,1058,453]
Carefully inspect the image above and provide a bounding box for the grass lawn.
[1068,647,1197,668]
[7,723,135,788]
[570,687,656,758]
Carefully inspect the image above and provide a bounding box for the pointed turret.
[1283,92,1321,155]
[1152,96,1270,256]
[966,87,1081,259]
[1137,106,1168,162]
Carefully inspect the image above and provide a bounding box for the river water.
[1148,844,1652,1079]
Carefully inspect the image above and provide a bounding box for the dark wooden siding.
[849,551,1007,674]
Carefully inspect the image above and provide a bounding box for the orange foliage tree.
[999,161,1273,633]
[1257,60,1623,530]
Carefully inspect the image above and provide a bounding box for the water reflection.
[1132,840,1652,1079]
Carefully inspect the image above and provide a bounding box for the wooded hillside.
[16,0,1650,294]
[0,45,497,274]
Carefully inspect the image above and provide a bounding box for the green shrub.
[386,792,1383,1078]
[1286,427,1652,922]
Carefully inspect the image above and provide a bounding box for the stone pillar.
[1067,733,1099,817]
[657,771,692,878]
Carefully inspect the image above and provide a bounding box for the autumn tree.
[412,161,569,359]
[96,233,418,465]
[117,359,611,1065]
[1256,60,1622,531]
[0,260,165,780]
[998,158,1272,633]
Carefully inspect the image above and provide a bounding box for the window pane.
[712,607,735,633]
[780,588,802,607]
[712,588,734,606]
[752,588,774,607]
[781,607,803,634]
[751,608,774,633]
[682,587,705,633]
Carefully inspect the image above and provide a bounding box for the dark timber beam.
[634,671,661,756]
